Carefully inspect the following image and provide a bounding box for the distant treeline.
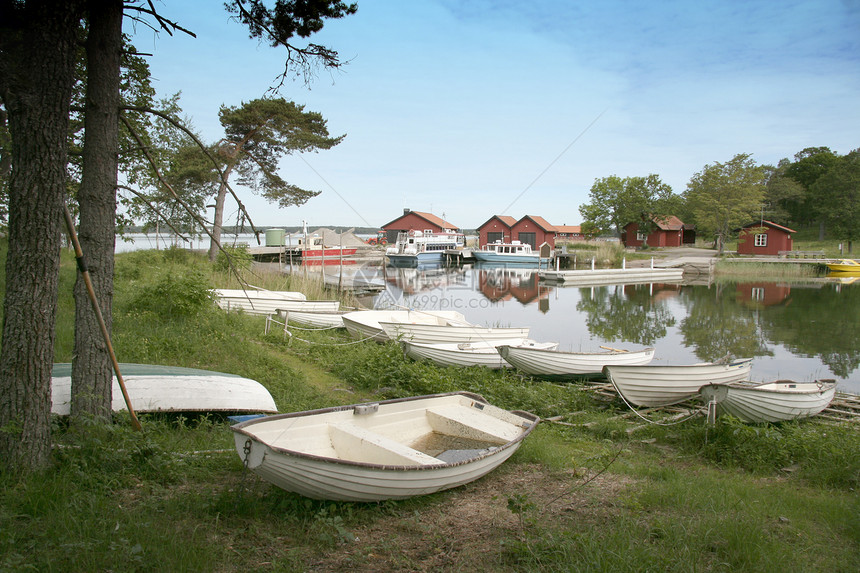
[123,226,481,235]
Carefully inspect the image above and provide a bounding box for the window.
[754,233,767,247]
[636,231,647,242]
[751,287,765,301]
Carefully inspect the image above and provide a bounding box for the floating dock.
[538,267,684,286]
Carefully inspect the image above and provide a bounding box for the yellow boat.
[825,259,860,273]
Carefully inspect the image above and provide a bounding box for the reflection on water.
[374,264,860,393]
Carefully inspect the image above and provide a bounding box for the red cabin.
[622,216,687,248]
[736,220,795,256]
[381,209,460,244]
[476,215,517,247]
[510,215,557,249]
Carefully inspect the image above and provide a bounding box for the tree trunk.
[818,220,826,241]
[72,0,123,420]
[0,0,83,474]
[207,164,235,261]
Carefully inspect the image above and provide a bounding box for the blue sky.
[130,0,860,230]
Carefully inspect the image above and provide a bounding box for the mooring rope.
[613,383,708,426]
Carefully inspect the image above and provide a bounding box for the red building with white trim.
[476,215,517,246]
[622,216,688,248]
[510,215,557,249]
[381,209,460,243]
[736,220,795,256]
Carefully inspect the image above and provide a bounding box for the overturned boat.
[51,363,278,415]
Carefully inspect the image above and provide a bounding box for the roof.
[382,210,459,230]
[477,215,517,229]
[553,225,582,234]
[652,215,685,231]
[516,215,556,232]
[737,220,797,234]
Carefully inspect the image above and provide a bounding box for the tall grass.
[1,238,859,572]
[715,260,820,279]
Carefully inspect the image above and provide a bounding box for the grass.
[1,242,859,571]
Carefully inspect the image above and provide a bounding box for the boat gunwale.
[231,391,540,471]
[499,345,655,358]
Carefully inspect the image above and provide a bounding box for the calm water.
[116,235,859,394]
[361,263,860,394]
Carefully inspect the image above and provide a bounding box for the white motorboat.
[385,230,465,264]
[472,241,548,265]
[231,391,539,501]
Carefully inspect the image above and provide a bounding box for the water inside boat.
[410,431,502,462]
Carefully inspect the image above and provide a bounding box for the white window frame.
[754,233,767,247]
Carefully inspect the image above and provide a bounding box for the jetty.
[539,267,684,286]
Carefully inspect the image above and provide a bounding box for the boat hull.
[700,380,837,423]
[216,298,340,315]
[403,339,558,369]
[231,392,538,501]
[603,359,753,407]
[472,252,546,265]
[51,363,278,415]
[281,309,347,329]
[342,310,467,342]
[498,345,655,377]
[212,289,306,301]
[825,260,860,273]
[380,321,530,344]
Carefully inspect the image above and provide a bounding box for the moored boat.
[603,358,753,407]
[379,321,530,345]
[472,240,548,265]
[699,379,837,423]
[216,297,340,315]
[402,339,559,369]
[51,363,278,415]
[212,288,306,301]
[342,309,468,342]
[230,391,539,501]
[498,345,656,378]
[279,309,349,329]
[824,259,860,273]
[385,230,466,264]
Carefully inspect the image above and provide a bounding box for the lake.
[340,263,858,395]
[117,235,859,394]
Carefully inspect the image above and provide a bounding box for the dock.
[539,267,684,286]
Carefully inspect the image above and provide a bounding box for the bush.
[214,245,253,273]
[126,267,214,317]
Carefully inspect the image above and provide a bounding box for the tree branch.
[117,184,193,242]
[120,115,254,279]
[121,104,260,243]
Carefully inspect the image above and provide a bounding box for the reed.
[714,260,820,279]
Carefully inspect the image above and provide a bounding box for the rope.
[285,323,341,331]
[289,331,380,346]
[611,382,708,426]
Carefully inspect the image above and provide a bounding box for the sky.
[129,0,860,230]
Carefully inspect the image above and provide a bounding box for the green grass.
[1,241,858,572]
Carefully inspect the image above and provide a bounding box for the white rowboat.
[342,310,467,342]
[212,288,306,301]
[603,358,753,407]
[498,345,656,378]
[402,339,559,369]
[216,297,340,315]
[379,321,530,345]
[51,363,278,415]
[699,379,837,423]
[231,392,538,501]
[278,309,349,329]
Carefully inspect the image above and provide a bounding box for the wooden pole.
[62,206,141,431]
